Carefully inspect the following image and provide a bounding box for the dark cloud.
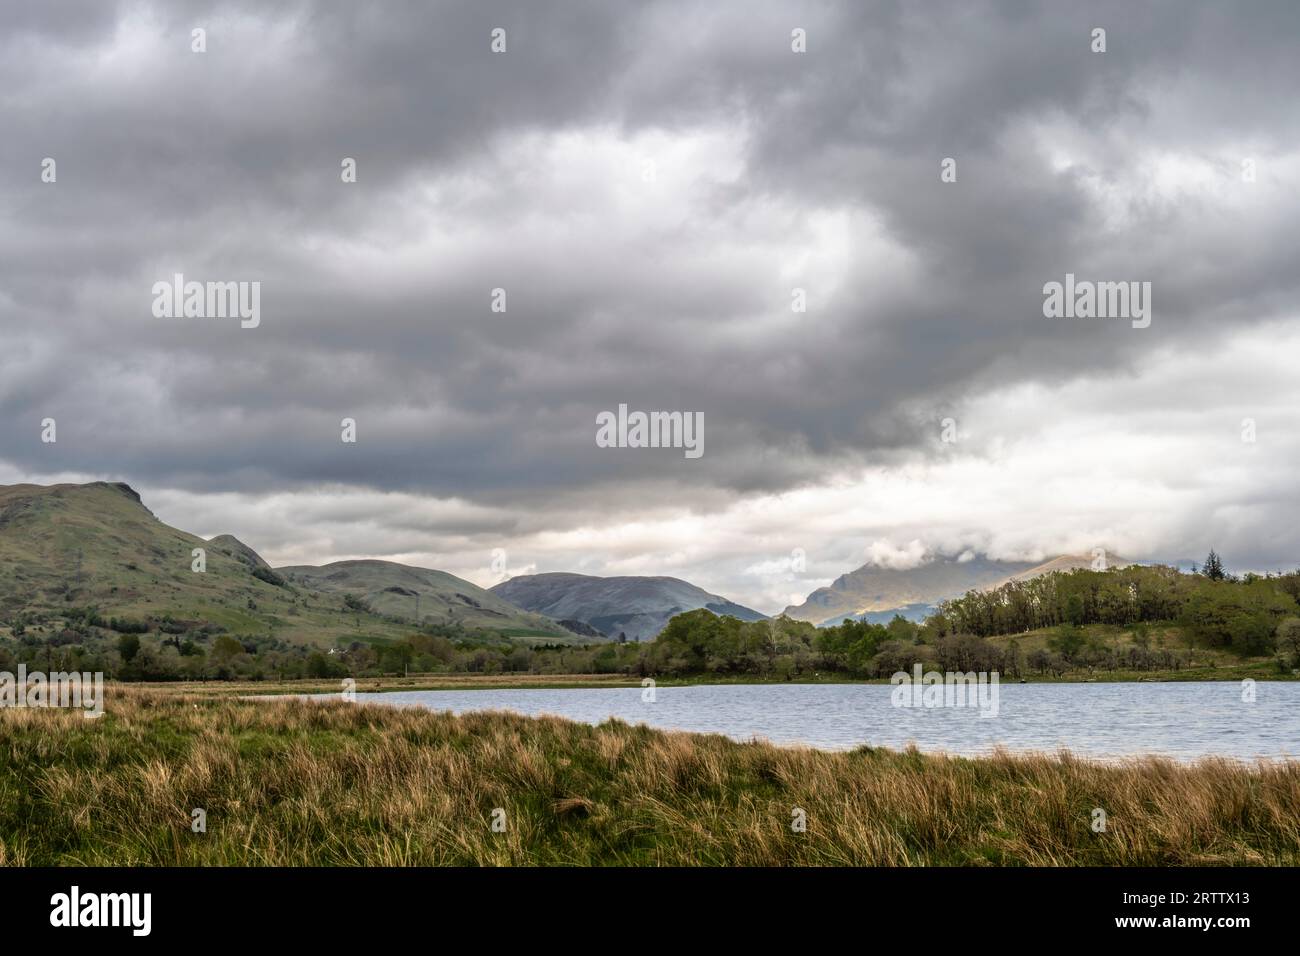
[2,1,1298,594]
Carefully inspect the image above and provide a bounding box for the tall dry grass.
[0,685,1296,865]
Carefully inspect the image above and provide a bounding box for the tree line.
[927,558,1300,657]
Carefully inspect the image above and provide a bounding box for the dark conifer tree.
[1203,550,1226,581]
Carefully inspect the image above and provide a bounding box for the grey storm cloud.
[2,0,1299,591]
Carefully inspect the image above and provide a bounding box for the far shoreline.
[135,663,1299,697]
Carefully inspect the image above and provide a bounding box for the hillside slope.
[277,560,573,641]
[490,572,766,642]
[0,481,420,646]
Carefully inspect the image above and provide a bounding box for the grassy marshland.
[1,686,1296,866]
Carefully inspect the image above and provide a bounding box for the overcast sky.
[3,1,1298,613]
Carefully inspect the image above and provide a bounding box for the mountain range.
[0,482,567,645]
[0,482,767,645]
[0,480,1134,646]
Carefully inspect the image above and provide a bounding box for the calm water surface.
[320,682,1299,761]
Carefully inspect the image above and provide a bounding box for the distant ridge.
[784,553,1134,627]
[276,559,573,639]
[491,572,766,642]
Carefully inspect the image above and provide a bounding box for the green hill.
[0,482,413,647]
[277,560,575,642]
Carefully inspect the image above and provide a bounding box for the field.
[1,685,1296,866]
